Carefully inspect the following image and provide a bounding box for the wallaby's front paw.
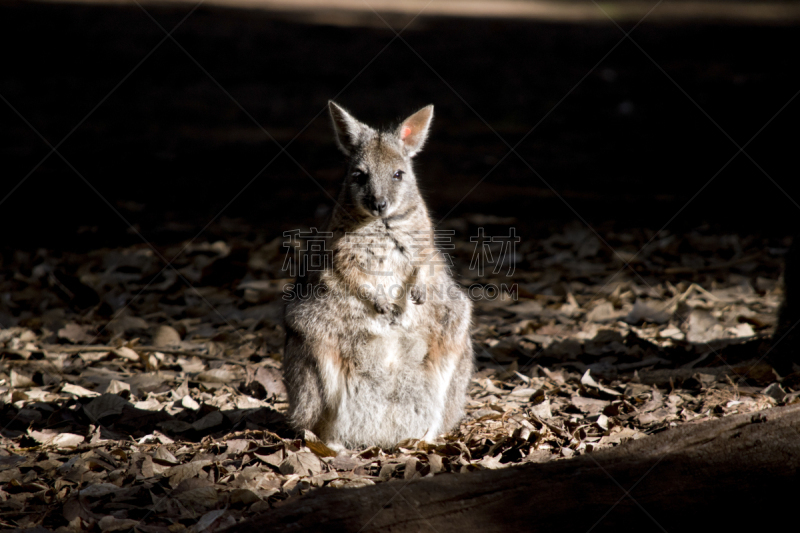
[374,298,395,315]
[410,285,426,305]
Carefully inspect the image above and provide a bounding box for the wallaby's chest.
[334,229,415,281]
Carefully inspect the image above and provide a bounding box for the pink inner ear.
[401,126,412,140]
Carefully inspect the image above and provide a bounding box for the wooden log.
[770,237,800,375]
[224,404,800,532]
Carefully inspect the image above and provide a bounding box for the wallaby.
[283,101,474,450]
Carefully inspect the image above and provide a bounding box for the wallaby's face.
[329,102,433,219]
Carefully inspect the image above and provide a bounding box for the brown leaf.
[570,397,609,415]
[196,368,238,383]
[529,398,553,419]
[98,516,140,531]
[175,486,218,511]
[309,471,339,487]
[224,439,252,455]
[58,323,95,344]
[586,302,622,323]
[330,453,364,472]
[152,325,181,347]
[194,509,226,532]
[62,383,99,398]
[303,431,337,458]
[427,453,443,474]
[245,366,286,399]
[230,488,260,506]
[84,393,130,423]
[685,309,723,344]
[79,484,122,498]
[279,451,323,476]
[404,456,421,479]
[253,448,286,468]
[625,299,671,325]
[0,467,21,483]
[104,379,130,395]
[112,346,139,362]
[29,430,84,448]
[10,369,36,388]
[580,370,621,397]
[153,446,179,465]
[165,460,213,488]
[107,315,148,337]
[191,410,224,432]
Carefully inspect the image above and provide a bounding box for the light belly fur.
[328,321,435,447]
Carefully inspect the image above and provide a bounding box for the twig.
[663,253,762,275]
[41,344,217,360]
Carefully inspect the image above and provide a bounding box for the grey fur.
[283,102,474,449]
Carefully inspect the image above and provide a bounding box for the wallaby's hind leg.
[423,292,474,438]
[441,341,475,432]
[440,288,474,433]
[283,333,325,434]
[284,328,351,449]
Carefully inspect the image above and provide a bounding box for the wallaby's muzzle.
[373,197,387,215]
[363,194,388,216]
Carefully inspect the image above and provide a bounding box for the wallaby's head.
[328,101,433,219]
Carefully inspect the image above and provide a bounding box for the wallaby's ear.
[397,105,433,157]
[329,101,367,156]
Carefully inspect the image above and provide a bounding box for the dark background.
[1,0,799,253]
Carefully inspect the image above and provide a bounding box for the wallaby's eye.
[393,170,404,182]
[352,170,368,185]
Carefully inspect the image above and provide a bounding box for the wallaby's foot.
[422,428,441,443]
[410,285,426,305]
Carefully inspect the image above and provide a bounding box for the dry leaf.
[113,346,139,361]
[58,323,95,344]
[98,516,140,531]
[153,325,181,347]
[84,394,130,423]
[279,452,323,476]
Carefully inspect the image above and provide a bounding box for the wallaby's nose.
[375,198,387,214]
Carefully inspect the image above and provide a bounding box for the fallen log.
[224,404,800,532]
[770,237,800,375]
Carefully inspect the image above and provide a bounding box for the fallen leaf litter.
[0,219,794,531]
